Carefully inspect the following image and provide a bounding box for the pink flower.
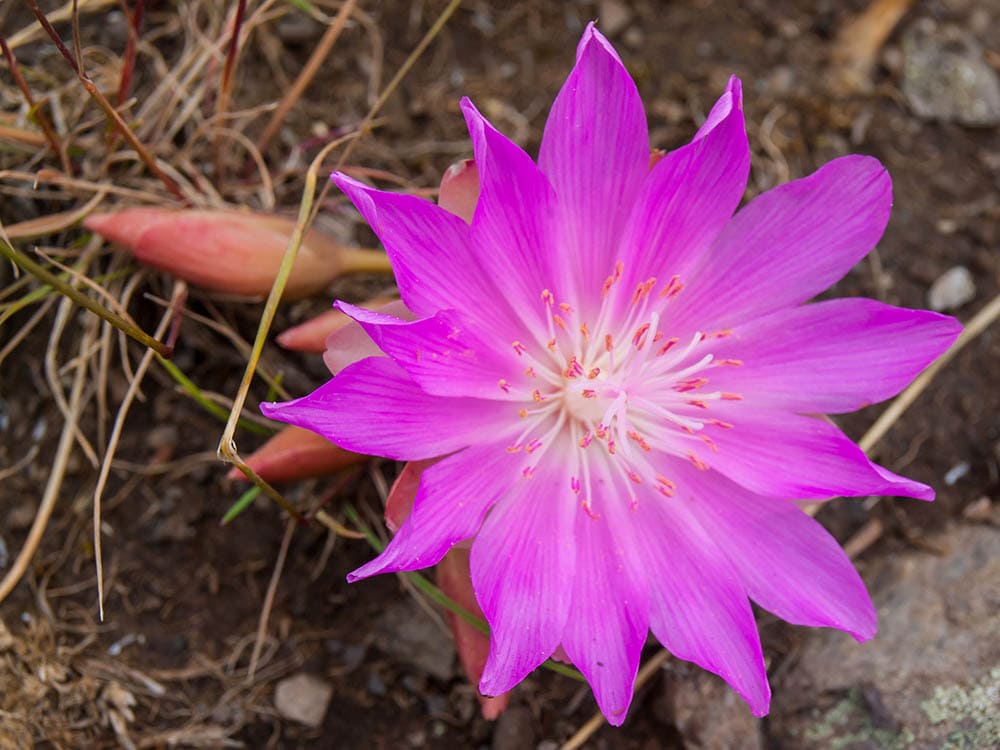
[262,24,961,723]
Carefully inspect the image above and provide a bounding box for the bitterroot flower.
[262,24,961,723]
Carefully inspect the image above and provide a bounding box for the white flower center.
[499,263,745,515]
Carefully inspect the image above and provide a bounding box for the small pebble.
[927,266,976,311]
[962,496,993,522]
[944,461,970,486]
[274,673,333,728]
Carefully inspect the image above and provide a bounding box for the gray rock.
[375,601,455,681]
[658,663,764,750]
[274,673,333,728]
[491,706,536,750]
[902,21,1000,127]
[770,524,1000,749]
[928,266,976,311]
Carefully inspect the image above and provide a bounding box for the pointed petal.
[616,80,749,300]
[331,174,515,339]
[261,358,510,461]
[538,23,649,300]
[461,99,566,318]
[703,409,933,501]
[227,425,364,483]
[322,299,413,375]
[336,302,525,400]
[692,75,743,142]
[679,155,892,331]
[561,501,649,726]
[349,443,518,579]
[626,490,770,716]
[277,296,399,353]
[472,464,576,695]
[707,298,962,413]
[682,469,876,641]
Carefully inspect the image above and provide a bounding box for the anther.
[506,445,522,453]
[522,466,535,479]
[579,322,590,341]
[532,389,545,403]
[627,470,642,484]
[686,399,710,410]
[540,289,555,305]
[524,366,536,377]
[632,322,651,349]
[700,434,719,453]
[547,338,557,352]
[553,314,567,331]
[579,431,593,448]
[605,334,614,353]
[497,378,511,393]
[511,340,527,356]
[582,389,597,399]
[570,477,581,494]
[525,439,543,454]
[656,337,679,356]
[518,408,528,418]
[587,368,600,379]
[717,359,743,367]
[687,451,710,471]
[559,302,573,314]
[708,419,734,429]
[582,500,601,520]
[720,392,744,401]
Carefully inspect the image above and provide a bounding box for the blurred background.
[0,0,997,747]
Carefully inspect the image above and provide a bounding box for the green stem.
[0,236,171,357]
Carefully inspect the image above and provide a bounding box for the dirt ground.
[1,0,998,748]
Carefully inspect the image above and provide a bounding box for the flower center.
[500,263,744,515]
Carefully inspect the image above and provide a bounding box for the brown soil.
[1,1,997,748]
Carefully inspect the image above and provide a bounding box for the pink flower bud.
[85,208,388,300]
[227,425,365,484]
[277,296,399,353]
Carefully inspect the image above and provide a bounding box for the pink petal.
[348,443,518,579]
[331,174,517,340]
[538,23,649,303]
[707,298,962,413]
[692,75,743,142]
[472,464,576,696]
[260,358,511,461]
[703,408,933,501]
[678,155,892,331]
[615,80,749,302]
[322,299,413,375]
[461,99,569,318]
[626,491,770,716]
[336,302,526,400]
[680,467,876,641]
[561,493,649,726]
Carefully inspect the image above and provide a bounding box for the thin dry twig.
[0,322,93,604]
[0,36,73,173]
[92,283,185,622]
[255,0,357,154]
[24,0,188,202]
[246,517,296,683]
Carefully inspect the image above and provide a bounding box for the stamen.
[720,392,744,401]
[497,378,511,393]
[511,340,527,356]
[655,337,679,356]
[532,389,546,403]
[582,500,601,520]
[579,322,590,341]
[687,451,710,471]
[632,322,651,349]
[570,476,581,494]
[525,439,543,454]
[522,466,535,478]
[717,358,743,367]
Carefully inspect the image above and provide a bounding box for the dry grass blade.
[0,234,172,357]
[92,283,186,622]
[334,0,464,170]
[0,323,93,604]
[24,0,188,202]
[6,0,115,50]
[246,517,295,683]
[255,0,357,154]
[0,36,72,174]
[214,0,248,182]
[561,293,1000,747]
[5,189,107,240]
